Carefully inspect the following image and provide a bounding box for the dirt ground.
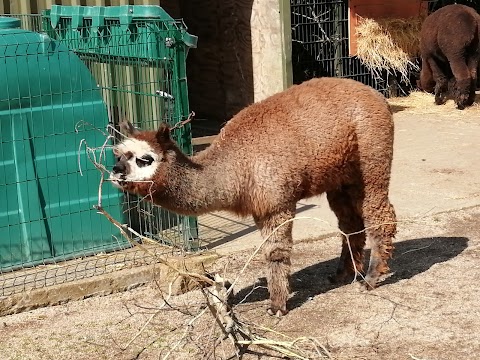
[1,95,480,360]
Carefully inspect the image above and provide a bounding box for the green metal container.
[0,17,127,270]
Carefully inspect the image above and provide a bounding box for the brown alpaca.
[418,4,480,109]
[110,77,397,316]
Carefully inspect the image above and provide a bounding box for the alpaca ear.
[156,122,171,144]
[119,120,139,137]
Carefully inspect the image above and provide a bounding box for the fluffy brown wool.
[111,77,397,316]
[418,4,480,109]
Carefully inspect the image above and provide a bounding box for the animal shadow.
[389,104,410,113]
[233,236,468,311]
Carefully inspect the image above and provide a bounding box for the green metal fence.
[0,5,198,296]
[42,5,199,248]
[0,14,129,271]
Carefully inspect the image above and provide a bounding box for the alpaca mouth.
[110,180,124,189]
[109,174,126,189]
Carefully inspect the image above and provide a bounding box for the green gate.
[42,5,199,250]
[0,5,199,272]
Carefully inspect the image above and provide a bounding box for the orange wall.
[349,0,428,55]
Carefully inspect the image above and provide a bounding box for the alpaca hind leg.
[254,208,295,317]
[466,54,480,105]
[449,56,474,109]
[361,194,396,289]
[419,58,435,93]
[428,58,449,105]
[327,187,366,284]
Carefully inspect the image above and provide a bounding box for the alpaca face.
[109,138,160,189]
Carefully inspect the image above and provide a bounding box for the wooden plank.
[112,0,130,5]
[33,0,51,14]
[85,0,105,6]
[11,0,31,14]
[191,135,217,146]
[0,0,6,14]
[135,0,158,4]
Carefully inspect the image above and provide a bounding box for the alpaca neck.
[159,149,236,216]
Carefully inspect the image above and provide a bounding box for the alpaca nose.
[112,162,126,174]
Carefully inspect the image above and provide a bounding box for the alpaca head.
[109,121,174,196]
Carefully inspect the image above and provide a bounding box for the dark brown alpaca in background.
[110,77,397,316]
[418,4,480,109]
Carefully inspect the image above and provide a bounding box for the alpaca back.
[420,4,480,57]
[200,77,394,216]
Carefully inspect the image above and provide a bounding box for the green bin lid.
[0,17,21,29]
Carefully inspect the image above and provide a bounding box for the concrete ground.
[199,96,480,254]
[2,93,480,360]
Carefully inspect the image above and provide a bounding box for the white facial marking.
[109,138,160,184]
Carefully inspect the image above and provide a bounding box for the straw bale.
[356,16,425,81]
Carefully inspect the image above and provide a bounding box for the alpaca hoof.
[434,95,447,105]
[267,307,288,317]
[455,98,469,109]
[361,276,378,290]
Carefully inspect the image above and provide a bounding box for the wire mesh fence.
[43,5,199,248]
[290,0,422,97]
[3,0,474,300]
[0,5,199,297]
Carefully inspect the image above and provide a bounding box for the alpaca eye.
[136,155,154,168]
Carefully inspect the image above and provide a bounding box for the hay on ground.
[356,16,424,82]
[388,90,480,115]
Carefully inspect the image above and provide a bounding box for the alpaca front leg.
[453,78,474,110]
[255,210,295,317]
[450,57,474,109]
[265,252,291,316]
[363,201,396,289]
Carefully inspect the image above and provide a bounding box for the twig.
[161,307,208,360]
[121,282,175,351]
[409,355,430,360]
[170,111,195,132]
[94,206,214,287]
[122,311,157,350]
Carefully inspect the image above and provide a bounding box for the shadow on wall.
[292,41,326,85]
[233,236,468,312]
[179,0,254,136]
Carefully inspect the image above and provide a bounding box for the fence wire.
[0,8,198,297]
[290,0,425,97]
